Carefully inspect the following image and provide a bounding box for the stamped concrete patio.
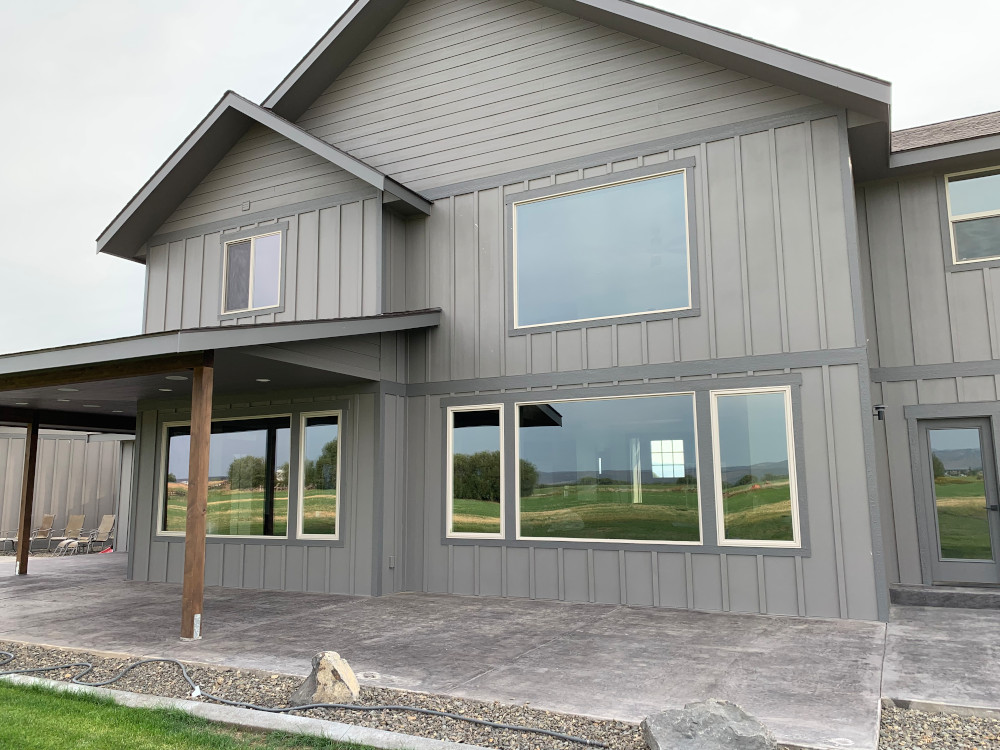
[0,553,941,750]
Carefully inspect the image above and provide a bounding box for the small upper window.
[222,230,283,314]
[513,170,692,328]
[946,168,1000,263]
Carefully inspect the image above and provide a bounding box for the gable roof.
[892,111,1000,153]
[265,0,891,123]
[97,91,430,262]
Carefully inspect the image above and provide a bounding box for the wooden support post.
[181,358,213,640]
[15,414,40,575]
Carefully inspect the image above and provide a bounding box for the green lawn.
[934,477,993,559]
[0,682,372,750]
[454,480,795,542]
[165,486,337,536]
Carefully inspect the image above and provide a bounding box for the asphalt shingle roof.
[892,111,1000,152]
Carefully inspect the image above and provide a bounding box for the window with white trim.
[447,406,503,538]
[161,416,291,537]
[515,394,700,543]
[946,168,1000,263]
[512,170,692,328]
[299,412,341,538]
[711,387,800,547]
[222,230,283,314]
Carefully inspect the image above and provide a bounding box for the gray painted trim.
[503,159,700,337]
[935,174,1000,272]
[409,346,866,398]
[263,0,889,120]
[437,374,810,557]
[872,359,1000,383]
[420,105,842,201]
[0,309,442,376]
[890,134,1000,171]
[903,401,1000,421]
[97,91,429,261]
[150,399,353,547]
[370,382,386,596]
[217,223,289,322]
[837,110,891,622]
[147,190,378,249]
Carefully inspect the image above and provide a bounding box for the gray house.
[2,0,997,635]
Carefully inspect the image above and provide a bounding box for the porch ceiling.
[0,310,441,428]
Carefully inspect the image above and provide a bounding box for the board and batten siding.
[143,195,381,333]
[297,0,819,194]
[858,174,1000,585]
[395,114,857,383]
[400,363,879,620]
[128,388,380,596]
[0,431,126,538]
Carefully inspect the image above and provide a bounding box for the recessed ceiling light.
[15,402,28,406]
[159,388,173,392]
[57,387,79,392]
[57,399,70,402]
[82,404,100,408]
[256,378,271,383]
[165,375,188,381]
[111,410,123,413]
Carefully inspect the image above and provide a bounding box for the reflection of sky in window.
[716,393,788,468]
[305,422,338,462]
[454,424,500,455]
[515,173,689,326]
[518,396,695,476]
[950,171,1000,215]
[929,428,982,452]
[168,427,290,480]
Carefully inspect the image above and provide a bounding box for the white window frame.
[221,230,283,315]
[157,414,293,540]
[513,392,702,545]
[446,404,505,540]
[298,409,343,541]
[945,166,1000,265]
[511,169,693,329]
[710,386,801,548]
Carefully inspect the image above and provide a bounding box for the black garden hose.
[0,651,608,748]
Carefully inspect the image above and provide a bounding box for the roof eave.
[886,134,1000,177]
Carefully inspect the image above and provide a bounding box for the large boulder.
[289,651,360,706]
[641,699,777,750]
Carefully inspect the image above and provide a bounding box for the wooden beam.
[181,359,213,639]
[0,352,208,393]
[14,414,40,575]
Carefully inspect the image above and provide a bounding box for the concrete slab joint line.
[0,674,491,750]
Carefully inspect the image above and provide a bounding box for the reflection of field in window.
[929,428,992,560]
[517,395,699,542]
[302,415,339,536]
[450,409,502,535]
[164,424,290,536]
[716,392,794,542]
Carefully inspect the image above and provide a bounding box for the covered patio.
[0,311,439,639]
[0,553,888,750]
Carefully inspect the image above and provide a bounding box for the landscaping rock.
[641,699,776,750]
[288,651,359,706]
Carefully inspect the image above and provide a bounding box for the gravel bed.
[0,641,643,750]
[880,705,1000,749]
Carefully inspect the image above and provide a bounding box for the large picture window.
[711,387,799,547]
[515,394,700,543]
[222,229,283,314]
[512,170,692,328]
[447,406,503,538]
[300,412,341,538]
[946,168,1000,263]
[162,417,291,537]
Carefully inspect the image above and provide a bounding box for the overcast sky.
[1,0,997,356]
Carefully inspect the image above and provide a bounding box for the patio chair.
[83,515,115,553]
[3,514,56,554]
[48,515,85,552]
